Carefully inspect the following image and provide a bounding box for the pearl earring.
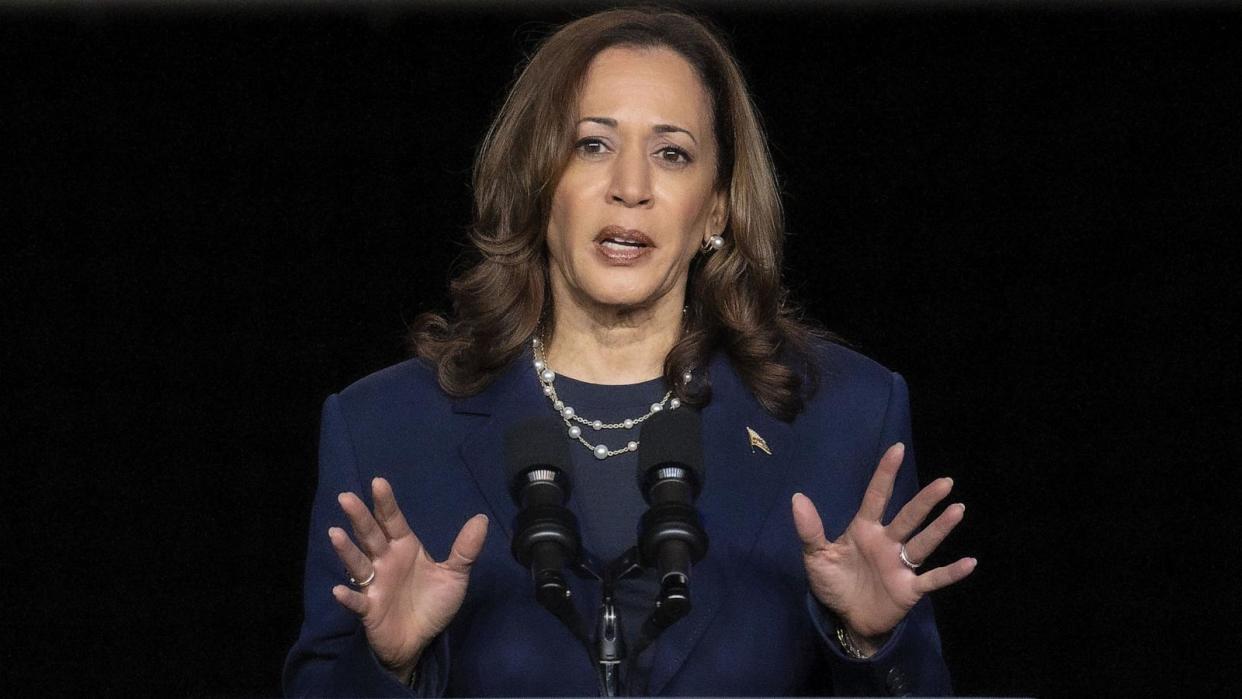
[701,234,725,253]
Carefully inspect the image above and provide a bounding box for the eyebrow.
[578,116,698,145]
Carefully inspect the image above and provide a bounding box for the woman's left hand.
[792,442,976,651]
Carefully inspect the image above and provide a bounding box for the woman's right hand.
[329,476,489,680]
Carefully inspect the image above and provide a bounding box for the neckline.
[549,373,668,409]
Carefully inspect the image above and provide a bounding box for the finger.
[371,477,415,541]
[328,526,373,583]
[337,491,389,558]
[331,584,371,617]
[888,477,954,542]
[912,557,977,595]
[904,503,966,564]
[442,514,489,575]
[858,443,905,522]
[791,493,830,554]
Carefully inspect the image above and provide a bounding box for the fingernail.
[957,502,966,513]
[478,514,489,523]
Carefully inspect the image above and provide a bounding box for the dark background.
[5,0,1239,696]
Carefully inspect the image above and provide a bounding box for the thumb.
[442,514,489,575]
[791,493,830,555]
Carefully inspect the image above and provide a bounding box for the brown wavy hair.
[409,6,827,421]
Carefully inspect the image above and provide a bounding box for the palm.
[792,443,975,642]
[329,478,488,672]
[355,529,472,665]
[804,515,922,637]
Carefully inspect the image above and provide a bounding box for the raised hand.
[792,443,976,648]
[330,477,489,679]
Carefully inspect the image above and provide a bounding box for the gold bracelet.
[836,624,871,659]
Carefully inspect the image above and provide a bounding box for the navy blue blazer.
[284,342,953,696]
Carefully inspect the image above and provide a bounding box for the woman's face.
[545,45,726,314]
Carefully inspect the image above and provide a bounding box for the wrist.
[849,625,889,656]
[386,656,420,687]
[382,645,424,687]
[834,618,890,659]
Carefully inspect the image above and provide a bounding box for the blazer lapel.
[453,348,547,541]
[646,353,799,695]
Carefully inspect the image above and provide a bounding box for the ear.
[704,189,729,244]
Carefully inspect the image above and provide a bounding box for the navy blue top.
[550,373,664,562]
[544,373,666,690]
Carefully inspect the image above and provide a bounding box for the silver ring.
[899,544,922,570]
[349,570,376,588]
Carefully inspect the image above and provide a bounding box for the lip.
[594,225,654,247]
[593,225,654,264]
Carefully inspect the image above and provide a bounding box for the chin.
[587,291,655,310]
[581,279,662,310]
[556,254,683,312]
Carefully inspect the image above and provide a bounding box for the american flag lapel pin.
[746,426,772,455]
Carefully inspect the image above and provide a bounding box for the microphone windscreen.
[503,415,574,482]
[637,407,704,481]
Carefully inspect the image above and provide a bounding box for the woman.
[285,8,974,697]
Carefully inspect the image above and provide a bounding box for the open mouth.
[594,226,654,264]
[595,225,654,249]
[600,238,649,251]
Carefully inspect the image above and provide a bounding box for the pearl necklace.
[531,336,692,460]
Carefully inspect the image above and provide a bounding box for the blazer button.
[886,666,911,696]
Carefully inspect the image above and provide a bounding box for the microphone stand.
[530,554,633,697]
[597,545,699,695]
[595,598,623,697]
[532,559,591,649]
[594,548,646,697]
[528,540,699,696]
[631,567,692,658]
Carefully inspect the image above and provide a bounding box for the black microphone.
[635,407,707,634]
[503,416,584,618]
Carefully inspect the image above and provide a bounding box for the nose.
[607,146,653,208]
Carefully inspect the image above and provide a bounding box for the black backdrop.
[5,1,1239,696]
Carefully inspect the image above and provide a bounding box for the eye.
[575,137,609,156]
[657,146,693,166]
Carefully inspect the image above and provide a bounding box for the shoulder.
[332,356,451,423]
[798,338,904,425]
[808,338,898,396]
[338,355,439,398]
